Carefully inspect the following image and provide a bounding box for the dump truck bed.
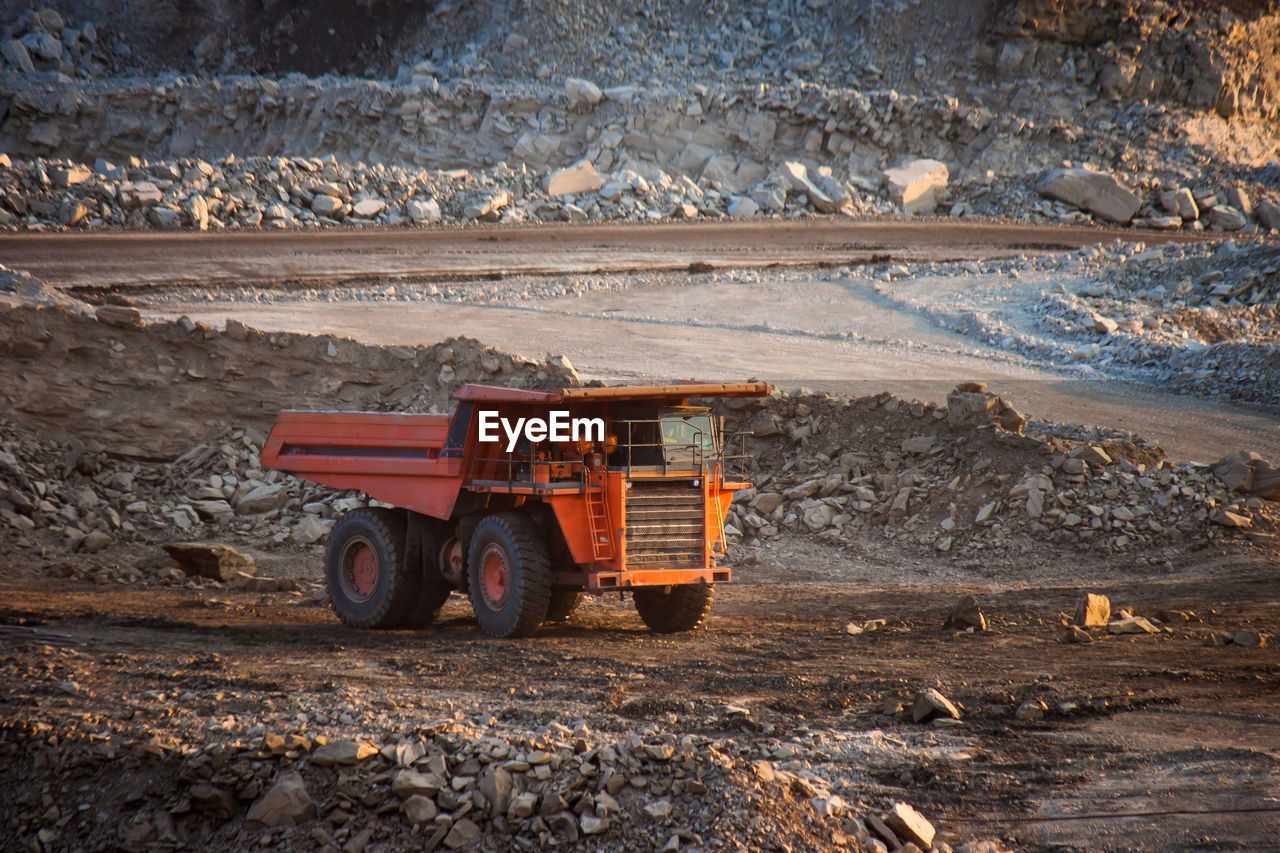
[260,410,465,519]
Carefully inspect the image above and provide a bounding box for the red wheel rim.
[341,537,379,602]
[480,543,511,610]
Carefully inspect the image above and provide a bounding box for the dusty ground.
[3,553,1277,852]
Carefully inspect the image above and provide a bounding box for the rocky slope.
[1,1,1278,233]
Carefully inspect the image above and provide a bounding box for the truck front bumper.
[585,567,730,590]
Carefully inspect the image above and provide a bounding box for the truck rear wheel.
[396,516,453,628]
[325,508,417,629]
[544,588,583,624]
[467,512,551,638]
[633,583,714,633]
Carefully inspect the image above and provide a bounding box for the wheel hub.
[342,538,379,602]
[480,544,511,609]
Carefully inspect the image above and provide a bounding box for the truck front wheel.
[633,583,714,633]
[325,508,417,629]
[467,513,552,638]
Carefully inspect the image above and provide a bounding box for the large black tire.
[543,588,583,625]
[633,583,715,633]
[467,512,552,638]
[325,508,417,629]
[395,517,454,629]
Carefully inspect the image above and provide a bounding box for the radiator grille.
[625,485,705,568]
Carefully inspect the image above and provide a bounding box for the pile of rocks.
[0,8,105,79]
[1035,166,1280,232]
[0,151,886,232]
[1033,239,1280,408]
[717,382,1277,562]
[0,676,958,853]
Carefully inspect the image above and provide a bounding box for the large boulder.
[565,77,603,106]
[1212,451,1280,501]
[1072,593,1110,628]
[1036,168,1141,223]
[883,158,949,214]
[162,542,256,581]
[779,162,849,213]
[547,160,605,196]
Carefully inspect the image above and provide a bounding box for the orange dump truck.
[261,382,768,637]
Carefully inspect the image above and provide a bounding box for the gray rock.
[351,198,386,218]
[58,200,88,226]
[21,31,62,62]
[883,159,948,214]
[1,39,34,73]
[148,206,181,229]
[186,195,209,231]
[942,595,986,631]
[1108,615,1160,634]
[119,181,163,208]
[443,818,481,849]
[244,771,315,828]
[1036,168,1141,223]
[1211,508,1252,528]
[1062,625,1093,643]
[727,196,759,217]
[235,483,288,514]
[29,9,65,34]
[391,769,445,798]
[478,767,513,817]
[464,190,509,220]
[580,813,609,835]
[1015,699,1047,721]
[780,161,849,213]
[1226,187,1252,217]
[310,739,379,766]
[911,688,960,722]
[162,542,256,581]
[565,77,603,106]
[402,794,437,825]
[51,166,91,187]
[406,198,441,223]
[1207,204,1247,231]
[1256,200,1280,232]
[291,515,332,545]
[1227,629,1265,648]
[311,194,345,218]
[547,160,604,196]
[885,803,935,850]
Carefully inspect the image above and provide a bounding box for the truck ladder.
[585,470,614,560]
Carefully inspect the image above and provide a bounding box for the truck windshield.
[661,415,715,453]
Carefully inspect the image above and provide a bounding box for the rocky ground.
[2,1,1280,850]
[1,1,1279,235]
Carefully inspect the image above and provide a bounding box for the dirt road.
[0,219,1206,291]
